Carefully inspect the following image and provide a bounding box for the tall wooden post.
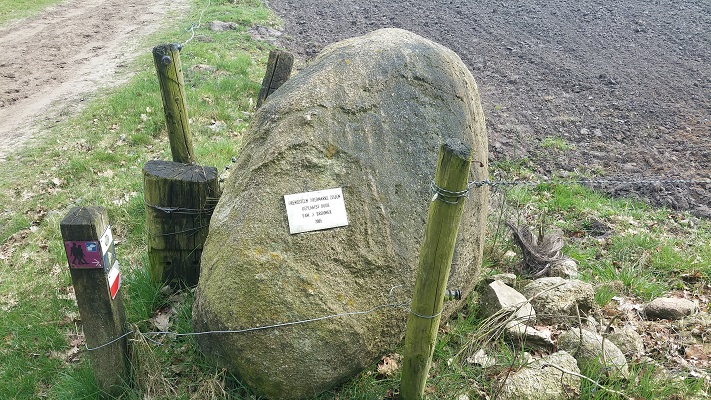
[400,139,472,399]
[153,43,195,164]
[60,207,129,396]
[143,160,219,287]
[256,49,294,109]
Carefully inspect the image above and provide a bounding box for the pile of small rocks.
[459,223,710,400]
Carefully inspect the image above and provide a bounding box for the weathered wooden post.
[143,161,219,287]
[153,43,195,164]
[147,43,221,286]
[256,49,294,109]
[60,207,129,396]
[400,138,472,399]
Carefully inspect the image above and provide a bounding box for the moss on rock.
[193,28,488,399]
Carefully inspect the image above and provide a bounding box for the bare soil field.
[0,0,189,158]
[1,0,708,215]
[268,0,711,216]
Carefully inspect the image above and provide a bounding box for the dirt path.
[0,0,190,158]
[268,0,711,216]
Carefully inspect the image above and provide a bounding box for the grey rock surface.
[558,328,630,380]
[547,257,579,279]
[506,323,555,351]
[608,326,645,359]
[484,273,517,286]
[498,351,581,400]
[480,280,535,324]
[193,28,488,399]
[521,277,595,325]
[644,297,698,321]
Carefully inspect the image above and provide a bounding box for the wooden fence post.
[60,207,129,396]
[400,138,472,399]
[153,43,195,164]
[143,160,219,287]
[256,49,294,109]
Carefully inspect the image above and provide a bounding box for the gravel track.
[0,0,189,158]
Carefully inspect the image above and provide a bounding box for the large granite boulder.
[193,28,488,399]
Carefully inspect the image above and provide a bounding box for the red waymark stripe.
[109,271,121,299]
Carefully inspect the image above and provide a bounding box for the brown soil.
[0,0,189,158]
[1,0,708,214]
[267,0,711,216]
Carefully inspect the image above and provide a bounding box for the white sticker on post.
[284,188,349,234]
[99,225,114,255]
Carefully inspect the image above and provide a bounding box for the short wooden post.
[143,160,219,287]
[60,207,129,396]
[153,43,195,164]
[400,138,472,399]
[256,49,294,108]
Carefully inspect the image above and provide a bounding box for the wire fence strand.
[468,177,711,189]
[83,299,449,351]
[180,0,212,48]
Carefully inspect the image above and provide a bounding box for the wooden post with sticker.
[153,43,195,165]
[60,207,128,396]
[400,139,471,400]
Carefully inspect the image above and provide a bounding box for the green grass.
[0,0,63,25]
[576,360,707,400]
[540,135,574,151]
[0,0,274,397]
[0,0,709,398]
[497,179,711,300]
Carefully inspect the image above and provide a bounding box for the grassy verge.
[0,0,709,398]
[0,0,64,26]
[0,0,275,397]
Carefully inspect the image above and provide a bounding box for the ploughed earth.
[267,0,711,216]
[1,0,708,215]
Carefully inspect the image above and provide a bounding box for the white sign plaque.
[284,188,349,234]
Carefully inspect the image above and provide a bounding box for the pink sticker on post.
[64,241,103,269]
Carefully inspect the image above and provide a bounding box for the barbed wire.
[144,202,216,215]
[86,173,711,351]
[468,177,711,189]
[85,331,135,352]
[426,176,711,204]
[145,225,209,238]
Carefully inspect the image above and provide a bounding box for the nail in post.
[60,207,129,396]
[400,138,472,399]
